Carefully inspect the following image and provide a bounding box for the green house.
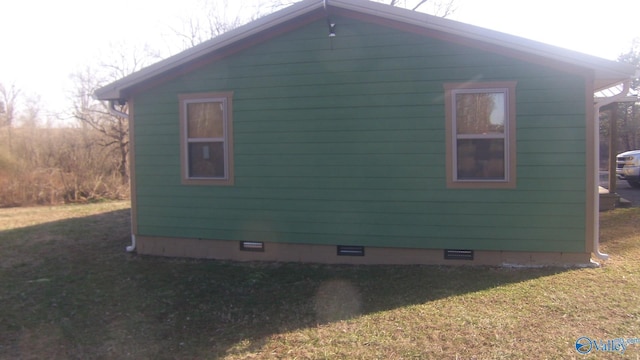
[96,0,636,266]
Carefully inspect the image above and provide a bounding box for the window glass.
[456,139,505,180]
[444,82,516,188]
[456,93,505,135]
[180,92,234,185]
[188,142,225,178]
[454,90,507,181]
[187,102,224,138]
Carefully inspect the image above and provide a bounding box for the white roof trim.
[594,82,637,102]
[95,0,637,100]
[95,0,324,100]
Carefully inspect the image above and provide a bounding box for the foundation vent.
[444,249,474,260]
[240,241,264,252]
[337,245,365,256]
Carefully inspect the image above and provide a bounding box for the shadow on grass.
[0,207,572,359]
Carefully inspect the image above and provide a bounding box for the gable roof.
[95,0,637,100]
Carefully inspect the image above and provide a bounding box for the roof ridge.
[95,0,636,100]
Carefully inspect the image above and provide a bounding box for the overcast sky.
[1,0,638,121]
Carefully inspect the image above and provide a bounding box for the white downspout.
[108,99,129,119]
[126,235,137,253]
[107,99,136,253]
[593,81,632,261]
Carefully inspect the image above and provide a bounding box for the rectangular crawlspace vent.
[337,245,365,256]
[240,241,264,252]
[444,249,474,260]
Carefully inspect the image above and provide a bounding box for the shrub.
[0,126,129,207]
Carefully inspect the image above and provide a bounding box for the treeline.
[600,101,640,168]
[0,0,464,209]
[0,125,129,207]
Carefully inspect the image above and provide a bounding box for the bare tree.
[0,83,21,152]
[19,94,41,128]
[618,38,640,93]
[170,0,300,49]
[385,0,456,16]
[600,38,640,167]
[616,39,640,152]
[100,42,161,81]
[70,43,160,186]
[71,67,130,185]
[169,0,455,50]
[0,83,19,128]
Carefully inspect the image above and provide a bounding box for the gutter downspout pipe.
[592,81,632,261]
[108,99,129,119]
[108,99,136,253]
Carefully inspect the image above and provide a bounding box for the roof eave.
[94,0,324,101]
[95,0,638,101]
[334,0,636,76]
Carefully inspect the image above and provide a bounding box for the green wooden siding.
[132,16,588,253]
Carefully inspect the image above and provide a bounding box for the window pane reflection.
[456,93,505,135]
[188,142,225,178]
[187,102,224,138]
[456,139,505,180]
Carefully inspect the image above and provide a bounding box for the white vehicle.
[616,150,640,188]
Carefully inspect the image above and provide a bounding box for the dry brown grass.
[0,127,128,207]
[1,203,640,359]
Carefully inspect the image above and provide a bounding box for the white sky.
[1,0,638,121]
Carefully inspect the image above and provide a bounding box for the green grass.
[1,202,640,359]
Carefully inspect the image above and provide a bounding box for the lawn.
[1,201,639,359]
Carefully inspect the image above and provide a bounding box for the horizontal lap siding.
[132,16,587,252]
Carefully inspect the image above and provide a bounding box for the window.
[179,92,234,185]
[444,82,516,189]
